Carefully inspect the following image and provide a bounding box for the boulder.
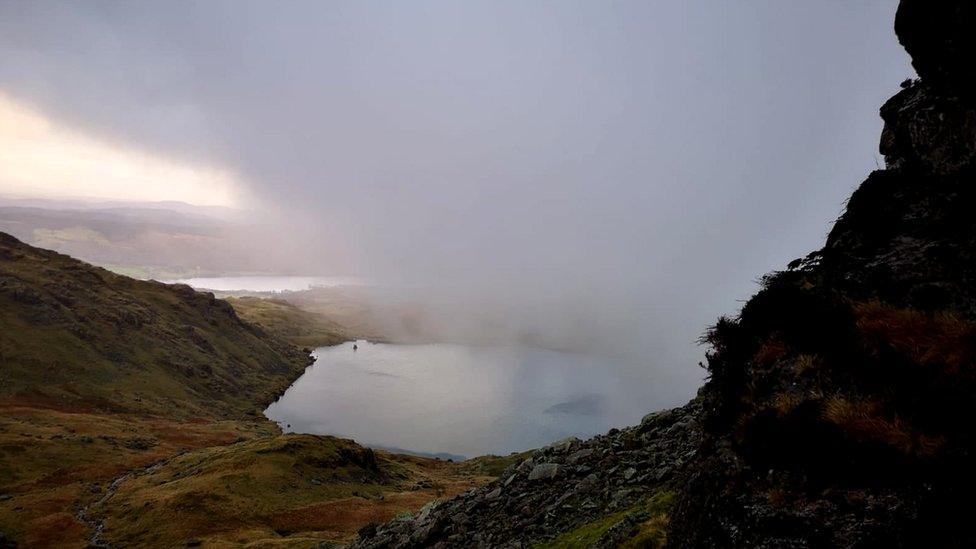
[527,463,561,481]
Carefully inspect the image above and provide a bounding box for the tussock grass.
[703,277,976,483]
[754,339,790,366]
[854,301,976,373]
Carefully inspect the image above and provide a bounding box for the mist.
[0,1,911,404]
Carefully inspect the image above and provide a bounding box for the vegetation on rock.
[351,401,700,548]
[669,1,976,546]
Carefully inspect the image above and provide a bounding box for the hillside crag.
[668,1,976,547]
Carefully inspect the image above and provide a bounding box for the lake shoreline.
[264,341,679,459]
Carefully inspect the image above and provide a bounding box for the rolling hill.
[0,231,312,419]
[0,233,498,547]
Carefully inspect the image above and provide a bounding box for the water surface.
[265,342,665,458]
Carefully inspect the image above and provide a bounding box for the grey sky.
[0,1,911,404]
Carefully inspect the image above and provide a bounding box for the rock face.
[350,401,700,548]
[895,0,976,96]
[668,1,976,547]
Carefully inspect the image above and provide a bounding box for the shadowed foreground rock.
[351,401,700,548]
[668,1,976,547]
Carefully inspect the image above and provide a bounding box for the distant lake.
[265,342,664,459]
[169,275,363,293]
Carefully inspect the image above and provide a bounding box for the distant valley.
[0,197,322,281]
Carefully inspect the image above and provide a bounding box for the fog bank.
[0,1,912,401]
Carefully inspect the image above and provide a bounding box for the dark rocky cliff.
[669,1,976,547]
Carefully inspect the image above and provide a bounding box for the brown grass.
[0,406,494,548]
[84,434,492,547]
[772,392,804,416]
[754,339,791,366]
[821,394,942,457]
[21,513,87,548]
[793,354,820,375]
[855,301,976,373]
[0,404,276,547]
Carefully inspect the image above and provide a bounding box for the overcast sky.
[0,1,911,403]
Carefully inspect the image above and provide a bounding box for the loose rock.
[350,400,700,548]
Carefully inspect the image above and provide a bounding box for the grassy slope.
[226,296,348,348]
[0,232,499,547]
[534,491,674,549]
[0,407,275,547]
[0,231,311,419]
[94,435,493,547]
[284,287,392,344]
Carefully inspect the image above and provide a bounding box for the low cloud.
[0,1,912,404]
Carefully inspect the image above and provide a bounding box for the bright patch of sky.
[0,93,243,207]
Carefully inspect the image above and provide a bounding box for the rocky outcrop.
[351,401,700,548]
[821,0,976,312]
[895,0,976,96]
[820,9,976,315]
[668,1,976,547]
[879,80,976,175]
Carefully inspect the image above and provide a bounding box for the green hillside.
[0,231,311,419]
[0,233,498,547]
[226,296,348,348]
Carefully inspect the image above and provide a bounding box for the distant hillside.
[0,197,333,280]
[0,199,239,279]
[0,231,311,419]
[227,296,348,348]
